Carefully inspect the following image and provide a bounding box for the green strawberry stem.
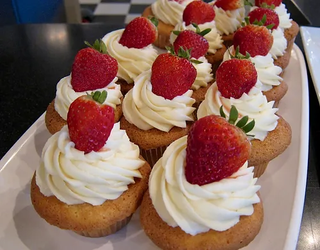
[84,39,108,54]
[231,46,251,60]
[90,90,108,104]
[261,2,276,9]
[191,23,211,37]
[244,0,253,6]
[219,105,255,134]
[148,16,159,27]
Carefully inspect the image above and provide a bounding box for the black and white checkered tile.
[79,0,155,24]
[79,0,212,24]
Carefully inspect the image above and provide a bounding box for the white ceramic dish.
[300,26,320,105]
[0,45,309,250]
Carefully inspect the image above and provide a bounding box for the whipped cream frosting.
[192,56,213,90]
[36,123,145,206]
[149,135,261,235]
[169,21,223,54]
[151,0,194,26]
[102,29,158,84]
[270,27,287,59]
[122,70,195,132]
[274,3,292,29]
[55,75,122,120]
[197,81,279,141]
[223,47,283,91]
[213,5,245,35]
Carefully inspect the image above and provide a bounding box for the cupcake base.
[221,33,235,48]
[249,116,292,169]
[263,80,288,107]
[140,191,264,250]
[142,6,173,49]
[45,99,123,134]
[253,162,269,178]
[205,45,227,76]
[274,37,295,70]
[30,159,151,237]
[117,78,134,95]
[191,81,214,108]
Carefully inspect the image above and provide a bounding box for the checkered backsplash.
[79,0,212,24]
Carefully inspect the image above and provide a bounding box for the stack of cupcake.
[31,0,299,248]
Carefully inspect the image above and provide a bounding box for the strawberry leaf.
[219,105,226,118]
[90,90,107,104]
[228,105,238,124]
[242,119,255,133]
[236,115,249,128]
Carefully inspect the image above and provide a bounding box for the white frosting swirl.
[192,56,213,90]
[169,21,223,54]
[102,29,158,83]
[197,81,279,141]
[151,0,194,26]
[36,123,145,206]
[270,27,287,59]
[55,75,122,120]
[274,3,292,29]
[150,135,261,235]
[213,6,245,35]
[223,47,283,91]
[122,70,195,132]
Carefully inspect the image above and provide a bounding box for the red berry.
[248,7,280,30]
[119,17,157,49]
[215,0,243,11]
[71,48,118,92]
[185,115,251,185]
[183,1,215,26]
[233,24,273,57]
[151,53,196,100]
[216,58,257,99]
[255,0,282,7]
[173,30,209,59]
[67,92,114,154]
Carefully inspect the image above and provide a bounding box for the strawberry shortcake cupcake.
[140,115,263,250]
[198,58,292,177]
[102,17,158,94]
[252,0,300,69]
[142,0,195,49]
[210,0,246,46]
[45,40,122,135]
[169,1,226,69]
[120,51,196,166]
[32,91,151,237]
[228,23,287,106]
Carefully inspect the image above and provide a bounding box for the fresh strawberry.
[183,1,216,26]
[248,7,280,30]
[185,114,251,185]
[233,24,273,57]
[173,27,210,59]
[255,0,282,7]
[119,17,158,49]
[216,58,257,99]
[71,39,118,92]
[151,49,196,100]
[215,0,244,11]
[67,91,114,154]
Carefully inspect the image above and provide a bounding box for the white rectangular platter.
[0,44,309,250]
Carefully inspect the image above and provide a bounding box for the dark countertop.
[0,3,320,249]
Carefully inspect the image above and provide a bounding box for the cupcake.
[140,115,263,250]
[198,58,292,177]
[142,0,195,49]
[32,91,151,237]
[232,23,287,105]
[102,17,158,94]
[210,0,246,46]
[169,0,227,70]
[120,52,196,167]
[252,0,299,69]
[45,39,122,135]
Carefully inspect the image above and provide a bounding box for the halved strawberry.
[185,114,251,185]
[215,0,244,11]
[71,39,118,92]
[233,24,273,57]
[248,7,280,30]
[183,1,216,26]
[119,17,158,49]
[173,26,210,59]
[151,48,196,100]
[255,0,282,7]
[216,58,257,99]
[67,90,114,154]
